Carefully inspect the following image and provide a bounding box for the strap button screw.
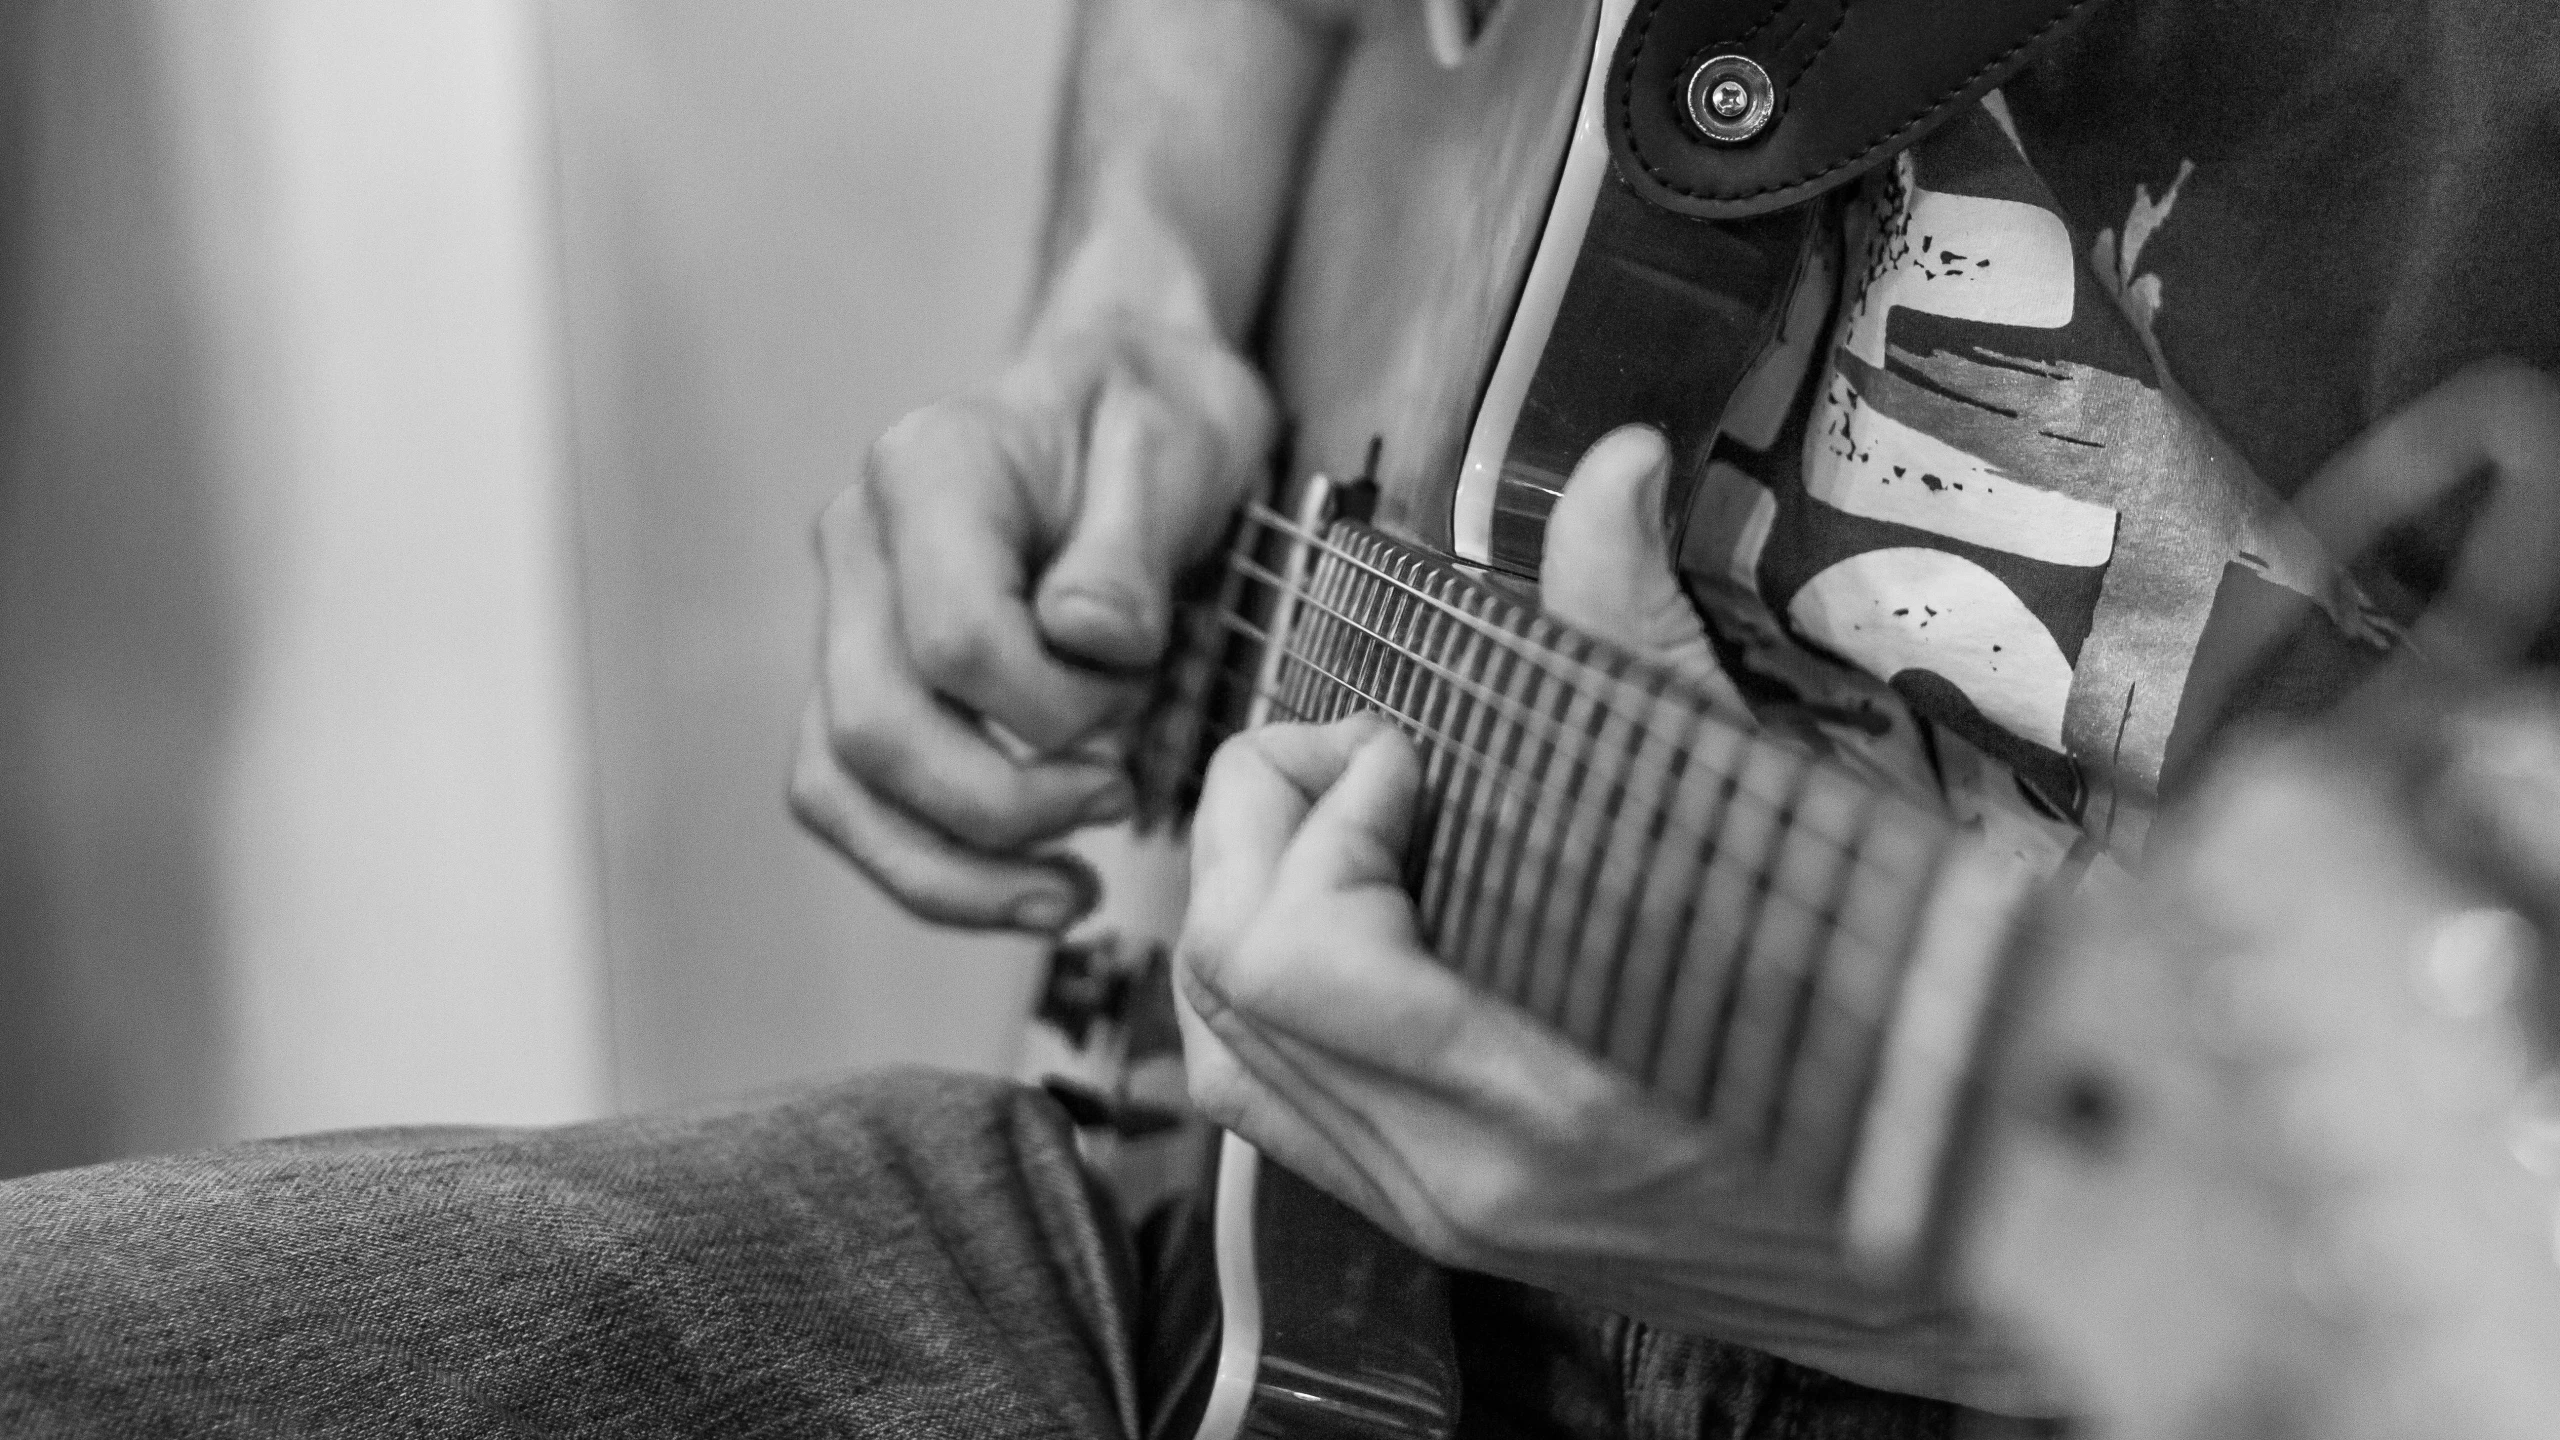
[1684,54,1777,144]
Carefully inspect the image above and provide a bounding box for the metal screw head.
[1684,54,1777,145]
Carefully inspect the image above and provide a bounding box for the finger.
[1178,717,1403,1038]
[817,476,1132,847]
[1179,723,1354,962]
[2293,359,2560,661]
[788,701,1097,931]
[1542,425,1746,709]
[1035,359,1268,671]
[863,401,1140,752]
[1173,967,1467,1260]
[1271,725,1424,899]
[1242,711,1393,797]
[819,631,1132,852]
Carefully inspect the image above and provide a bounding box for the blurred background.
[0,0,1065,1178]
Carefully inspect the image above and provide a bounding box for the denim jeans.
[0,1069,1973,1439]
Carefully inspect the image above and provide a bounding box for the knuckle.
[1223,929,1294,1007]
[922,775,1031,851]
[1174,930,1235,1008]
[907,616,995,693]
[1198,729,1281,804]
[856,847,980,927]
[824,704,903,785]
[823,726,1026,850]
[1182,1057,1246,1128]
[785,770,833,837]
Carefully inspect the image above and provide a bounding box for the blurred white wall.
[171,0,608,1141]
[0,0,1064,1175]
[544,0,1062,1114]
[0,0,602,1171]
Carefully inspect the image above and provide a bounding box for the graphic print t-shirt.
[1679,0,2560,854]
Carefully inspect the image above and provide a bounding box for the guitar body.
[1263,0,1593,557]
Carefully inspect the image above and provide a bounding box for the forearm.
[1030,0,1355,347]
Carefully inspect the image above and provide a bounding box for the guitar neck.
[1166,496,2036,1271]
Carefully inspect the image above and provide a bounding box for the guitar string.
[1200,645,1991,1151]
[1204,581,1905,1000]
[1213,504,1928,872]
[1232,501,1751,756]
[1201,545,1923,975]
[1183,630,2028,1187]
[1198,612,1919,970]
[1164,503,2006,1118]
[1205,545,1928,888]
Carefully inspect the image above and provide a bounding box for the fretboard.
[1189,505,2018,1226]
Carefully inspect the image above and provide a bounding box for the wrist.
[1027,186,1245,352]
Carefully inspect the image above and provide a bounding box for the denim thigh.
[0,1068,1140,1440]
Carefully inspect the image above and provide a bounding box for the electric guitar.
[1028,2,2560,1437]
[1026,3,2107,1437]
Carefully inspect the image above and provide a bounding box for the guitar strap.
[1482,0,2111,580]
[1604,0,2110,223]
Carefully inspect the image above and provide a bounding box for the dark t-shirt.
[1688,0,2560,851]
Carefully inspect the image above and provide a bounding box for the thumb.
[1036,370,1251,671]
[1542,426,1741,706]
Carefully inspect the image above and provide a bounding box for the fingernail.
[1046,583,1143,638]
[1011,890,1080,933]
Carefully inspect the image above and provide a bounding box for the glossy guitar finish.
[1157,3,2010,1436]
[1259,0,1596,559]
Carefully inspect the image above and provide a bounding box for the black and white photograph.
[3,2,2558,1437]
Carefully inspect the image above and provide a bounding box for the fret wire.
[1413,574,1485,949]
[1555,653,1679,1047]
[1198,618,1916,963]
[1515,616,1593,1004]
[1714,759,1871,1139]
[1619,722,1754,1079]
[1519,625,1641,1022]
[1229,504,1694,741]
[1764,790,1881,1155]
[1205,550,1914,884]
[1216,546,1865,859]
[1452,592,1541,989]
[1372,557,1437,896]
[1228,503,1749,764]
[1185,659,1942,1071]
[1473,603,1552,1005]
[1680,745,1824,1113]
[1181,666,2025,1127]
[1592,701,1706,1070]
[1394,564,1452,918]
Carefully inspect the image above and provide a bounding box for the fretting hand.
[1172,426,2042,1411]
